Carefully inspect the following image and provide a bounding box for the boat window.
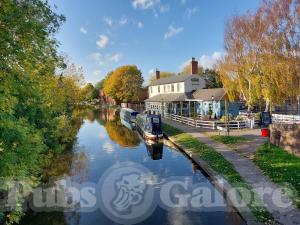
[171,84,174,92]
[152,117,160,124]
[158,86,160,93]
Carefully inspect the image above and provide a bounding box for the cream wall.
[148,75,206,98]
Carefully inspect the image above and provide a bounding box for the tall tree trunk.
[265,100,270,112]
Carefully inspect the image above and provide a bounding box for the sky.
[48,0,260,85]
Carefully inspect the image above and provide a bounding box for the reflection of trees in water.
[97,107,118,125]
[43,151,89,183]
[20,210,81,225]
[105,119,141,148]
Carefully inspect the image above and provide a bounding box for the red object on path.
[261,128,270,137]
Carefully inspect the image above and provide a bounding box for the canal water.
[20,108,245,225]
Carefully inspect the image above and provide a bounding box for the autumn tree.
[218,0,300,111]
[103,65,144,104]
[148,71,175,84]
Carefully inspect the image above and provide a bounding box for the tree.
[218,0,300,111]
[148,71,175,84]
[80,83,94,101]
[92,79,105,98]
[179,65,204,75]
[103,65,144,104]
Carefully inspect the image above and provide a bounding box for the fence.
[163,113,257,130]
[272,114,300,124]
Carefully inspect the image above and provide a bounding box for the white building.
[145,58,241,118]
[145,58,206,114]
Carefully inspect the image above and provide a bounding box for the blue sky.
[49,0,259,85]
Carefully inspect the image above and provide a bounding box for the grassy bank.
[163,123,275,224]
[210,135,248,145]
[254,144,300,209]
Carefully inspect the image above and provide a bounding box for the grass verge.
[254,144,300,209]
[210,135,248,145]
[163,123,275,224]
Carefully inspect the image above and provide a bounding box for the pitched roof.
[145,92,194,102]
[192,88,226,101]
[149,74,191,86]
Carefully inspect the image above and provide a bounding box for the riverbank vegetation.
[218,0,300,111]
[254,144,300,209]
[210,135,247,145]
[163,124,275,224]
[0,1,91,224]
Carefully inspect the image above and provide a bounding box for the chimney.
[156,68,160,80]
[191,57,198,75]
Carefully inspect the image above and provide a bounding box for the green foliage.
[163,123,275,223]
[211,135,247,145]
[0,1,83,223]
[254,144,300,209]
[92,79,105,99]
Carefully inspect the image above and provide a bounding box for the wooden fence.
[272,114,300,124]
[163,113,258,130]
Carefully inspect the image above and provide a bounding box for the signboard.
[261,112,272,127]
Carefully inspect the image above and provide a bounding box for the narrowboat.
[136,114,163,140]
[120,108,139,124]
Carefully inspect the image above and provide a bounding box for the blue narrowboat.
[120,108,139,123]
[136,114,163,140]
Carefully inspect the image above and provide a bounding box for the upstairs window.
[177,83,180,92]
[150,86,153,93]
[171,84,174,92]
[158,86,160,93]
[163,85,166,92]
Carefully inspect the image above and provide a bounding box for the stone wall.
[270,123,300,156]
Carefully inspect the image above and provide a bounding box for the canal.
[20,108,245,225]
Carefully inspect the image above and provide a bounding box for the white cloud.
[109,53,122,62]
[132,0,160,10]
[93,70,101,76]
[90,52,122,66]
[164,25,184,40]
[80,27,87,34]
[148,68,154,74]
[119,16,128,25]
[159,4,170,13]
[179,52,223,71]
[199,52,223,69]
[103,17,113,27]
[179,59,190,70]
[185,7,197,18]
[137,21,143,29]
[96,35,109,48]
[90,53,104,65]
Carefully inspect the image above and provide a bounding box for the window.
[150,86,153,93]
[171,84,174,92]
[177,83,180,92]
[158,86,160,93]
[167,85,171,92]
[163,85,166,92]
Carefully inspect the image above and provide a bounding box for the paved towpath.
[163,119,300,225]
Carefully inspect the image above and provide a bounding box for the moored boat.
[136,114,163,140]
[120,108,139,124]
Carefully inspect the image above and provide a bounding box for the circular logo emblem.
[98,162,155,224]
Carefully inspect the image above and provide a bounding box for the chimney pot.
[191,57,198,75]
[156,69,160,80]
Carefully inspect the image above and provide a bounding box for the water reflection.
[145,141,164,160]
[20,107,246,225]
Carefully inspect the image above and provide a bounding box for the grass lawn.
[254,144,300,209]
[163,123,275,224]
[210,135,248,145]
